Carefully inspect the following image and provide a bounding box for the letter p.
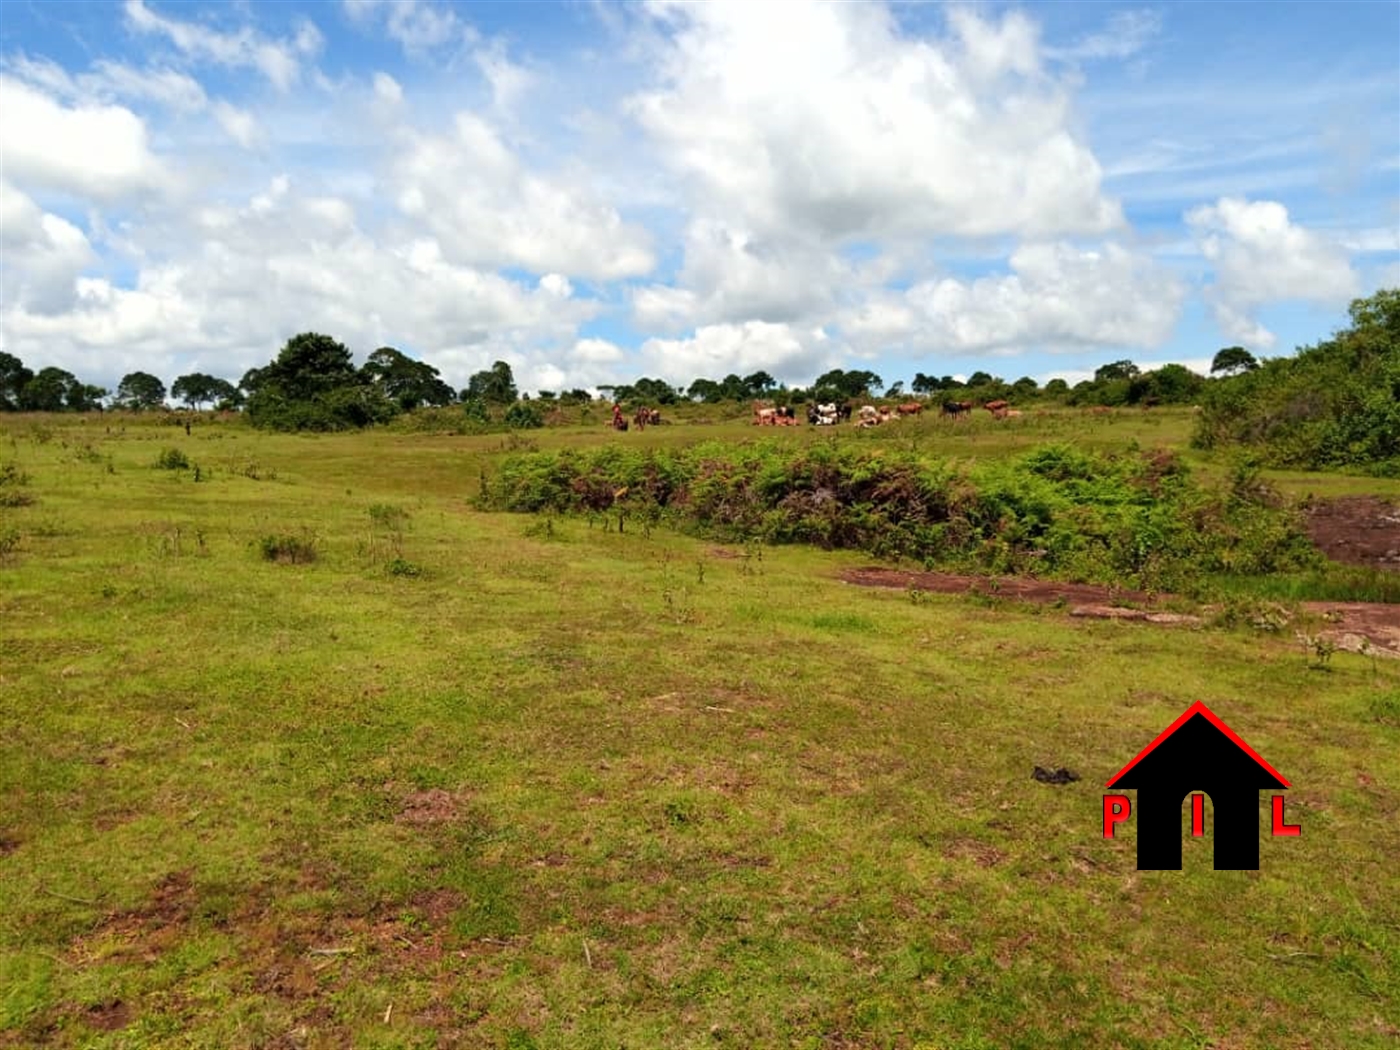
[1103,794,1131,838]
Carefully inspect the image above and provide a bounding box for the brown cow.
[983,399,1010,419]
[896,402,924,416]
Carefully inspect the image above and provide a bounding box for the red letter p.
[1103,794,1131,838]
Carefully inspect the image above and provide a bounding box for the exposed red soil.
[841,497,1400,657]
[1303,496,1400,571]
[841,571,1400,658]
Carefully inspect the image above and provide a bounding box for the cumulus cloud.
[124,0,316,91]
[637,321,841,388]
[629,2,1122,242]
[632,219,852,331]
[0,76,168,200]
[390,113,655,280]
[1186,197,1360,347]
[0,180,96,314]
[0,177,600,389]
[844,242,1185,354]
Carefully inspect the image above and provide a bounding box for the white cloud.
[631,219,849,331]
[123,0,314,91]
[847,241,1185,354]
[343,0,471,55]
[1186,197,1360,347]
[629,2,1122,242]
[213,101,263,149]
[389,113,655,279]
[539,274,573,298]
[372,71,403,104]
[0,76,168,200]
[1046,10,1163,63]
[474,39,532,110]
[637,321,841,387]
[0,180,96,314]
[0,178,601,390]
[3,54,209,112]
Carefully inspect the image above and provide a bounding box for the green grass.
[1,409,1398,1048]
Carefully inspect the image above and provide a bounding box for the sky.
[1,0,1397,397]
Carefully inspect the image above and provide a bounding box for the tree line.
[0,334,1265,425]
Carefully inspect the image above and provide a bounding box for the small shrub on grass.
[155,447,191,470]
[386,557,423,578]
[369,503,410,531]
[0,527,20,561]
[1367,691,1400,727]
[259,530,318,564]
[0,462,34,507]
[503,401,544,429]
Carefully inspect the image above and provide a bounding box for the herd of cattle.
[609,398,1030,431]
[758,399,1024,427]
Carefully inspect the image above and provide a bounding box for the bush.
[503,402,544,429]
[478,441,1319,592]
[0,462,34,507]
[1193,288,1400,472]
[259,531,318,564]
[155,447,191,470]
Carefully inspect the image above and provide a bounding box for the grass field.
[2,408,1398,1049]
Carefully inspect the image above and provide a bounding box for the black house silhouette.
[1107,702,1289,870]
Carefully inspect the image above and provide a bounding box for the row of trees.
[1,339,1265,421]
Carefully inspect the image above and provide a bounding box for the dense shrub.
[1193,289,1400,474]
[478,441,1319,593]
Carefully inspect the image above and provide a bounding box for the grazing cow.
[837,402,854,423]
[634,407,661,428]
[941,400,974,418]
[896,402,923,416]
[812,402,839,426]
[858,404,879,422]
[983,399,1011,420]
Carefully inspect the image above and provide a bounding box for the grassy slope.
[1,409,1398,1049]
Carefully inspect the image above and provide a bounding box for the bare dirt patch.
[394,788,466,826]
[85,1000,132,1032]
[840,566,1400,658]
[1304,496,1400,570]
[842,567,1152,606]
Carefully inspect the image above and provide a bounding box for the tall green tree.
[1094,360,1139,383]
[362,347,455,409]
[172,373,235,409]
[0,353,34,411]
[464,361,518,405]
[246,332,396,430]
[687,377,723,403]
[19,367,81,412]
[116,371,168,410]
[1210,346,1259,375]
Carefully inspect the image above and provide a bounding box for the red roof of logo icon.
[1105,700,1290,789]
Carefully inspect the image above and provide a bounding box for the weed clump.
[0,462,35,507]
[155,447,192,471]
[259,530,318,564]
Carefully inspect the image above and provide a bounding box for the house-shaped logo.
[1103,702,1299,870]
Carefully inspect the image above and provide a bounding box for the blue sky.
[2,1,1396,395]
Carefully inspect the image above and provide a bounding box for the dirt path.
[1303,496,1400,571]
[839,498,1400,658]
